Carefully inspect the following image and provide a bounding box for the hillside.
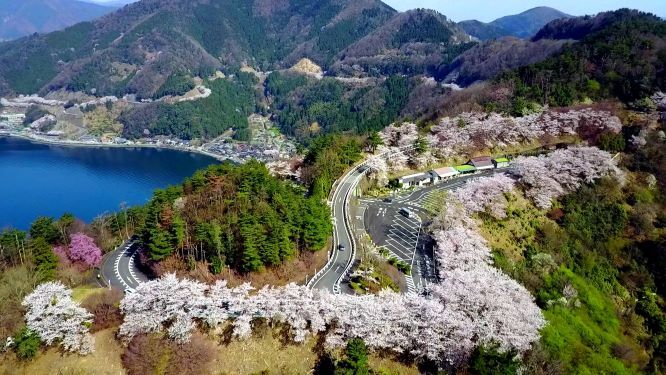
[330,8,474,76]
[0,0,400,98]
[460,6,571,40]
[0,0,115,41]
[437,37,567,86]
[457,19,509,41]
[497,10,666,109]
[533,8,660,41]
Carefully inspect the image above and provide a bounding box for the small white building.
[430,167,460,183]
[399,173,430,189]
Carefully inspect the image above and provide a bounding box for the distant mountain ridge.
[0,0,473,98]
[459,6,571,40]
[0,0,116,41]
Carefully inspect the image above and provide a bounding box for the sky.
[84,0,665,22]
[381,0,665,22]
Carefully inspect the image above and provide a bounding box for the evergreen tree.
[29,217,60,244]
[240,220,263,272]
[366,132,383,153]
[148,227,173,261]
[31,237,58,281]
[469,343,519,375]
[337,338,370,375]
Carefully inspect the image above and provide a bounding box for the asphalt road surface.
[100,238,149,292]
[310,166,366,293]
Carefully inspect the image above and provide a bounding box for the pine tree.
[29,217,60,244]
[337,338,369,375]
[31,237,58,281]
[240,221,263,272]
[148,227,173,261]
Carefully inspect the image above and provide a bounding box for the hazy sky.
[382,1,666,22]
[86,0,665,23]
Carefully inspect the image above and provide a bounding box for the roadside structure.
[469,156,494,170]
[399,173,430,189]
[430,166,460,183]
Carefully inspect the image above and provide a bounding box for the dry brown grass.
[0,329,125,375]
[211,331,318,374]
[0,325,421,375]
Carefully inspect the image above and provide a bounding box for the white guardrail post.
[308,146,413,292]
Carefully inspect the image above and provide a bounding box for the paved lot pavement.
[361,169,501,294]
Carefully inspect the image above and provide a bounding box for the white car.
[399,208,414,218]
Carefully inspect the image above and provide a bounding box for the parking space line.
[385,238,415,254]
[389,228,418,241]
[393,217,419,230]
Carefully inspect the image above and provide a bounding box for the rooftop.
[456,165,476,172]
[432,166,460,177]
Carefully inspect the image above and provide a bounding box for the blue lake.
[0,137,219,229]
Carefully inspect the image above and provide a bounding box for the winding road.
[309,164,366,293]
[100,238,148,292]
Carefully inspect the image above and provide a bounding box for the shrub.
[13,327,41,360]
[81,289,123,332]
[468,342,519,375]
[121,333,215,375]
[337,338,370,375]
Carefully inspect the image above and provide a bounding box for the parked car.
[399,208,413,218]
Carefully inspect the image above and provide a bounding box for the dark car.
[383,197,393,203]
[338,244,345,251]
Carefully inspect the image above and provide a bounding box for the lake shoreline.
[0,136,222,229]
[0,132,228,162]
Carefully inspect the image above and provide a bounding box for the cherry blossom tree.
[512,146,622,209]
[22,282,94,354]
[366,156,389,187]
[119,272,545,367]
[384,109,624,161]
[453,174,515,218]
[68,233,102,267]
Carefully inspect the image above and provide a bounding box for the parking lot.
[360,172,499,294]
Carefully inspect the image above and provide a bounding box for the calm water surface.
[0,137,218,229]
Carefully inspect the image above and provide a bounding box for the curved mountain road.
[100,238,149,292]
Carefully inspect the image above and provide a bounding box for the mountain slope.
[460,6,571,40]
[438,37,567,86]
[491,6,571,38]
[0,0,398,97]
[498,10,666,107]
[0,0,115,41]
[330,9,474,76]
[457,19,509,41]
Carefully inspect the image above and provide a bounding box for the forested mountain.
[456,19,509,41]
[437,37,567,86]
[0,0,115,41]
[459,6,571,41]
[0,0,394,97]
[497,10,666,109]
[330,9,474,77]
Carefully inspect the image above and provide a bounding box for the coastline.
[0,132,228,162]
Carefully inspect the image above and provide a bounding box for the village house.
[493,157,510,168]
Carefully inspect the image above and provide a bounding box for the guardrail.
[333,172,363,294]
[308,146,414,292]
